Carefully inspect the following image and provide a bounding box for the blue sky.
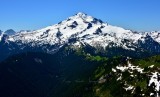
[0,0,160,32]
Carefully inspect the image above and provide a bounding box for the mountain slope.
[0,46,159,97]
[0,46,107,97]
[82,56,160,97]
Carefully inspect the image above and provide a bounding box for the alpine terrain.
[0,12,159,97]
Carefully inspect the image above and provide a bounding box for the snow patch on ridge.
[148,72,160,97]
[116,61,144,73]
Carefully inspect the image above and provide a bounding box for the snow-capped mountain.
[0,12,160,61]
[7,12,144,50]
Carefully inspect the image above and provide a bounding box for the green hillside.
[0,47,159,97]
